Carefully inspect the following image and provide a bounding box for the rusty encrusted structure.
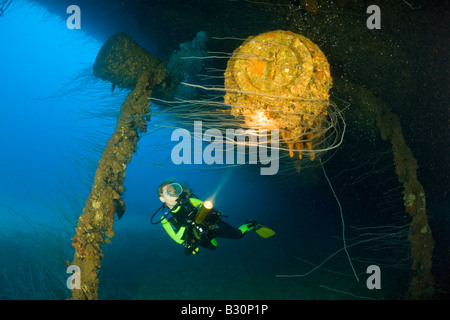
[350,84,435,299]
[375,102,434,299]
[224,30,334,163]
[70,33,166,300]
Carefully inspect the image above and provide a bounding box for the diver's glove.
[184,244,199,255]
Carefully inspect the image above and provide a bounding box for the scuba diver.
[151,180,275,255]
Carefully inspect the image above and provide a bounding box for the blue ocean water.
[0,0,448,302]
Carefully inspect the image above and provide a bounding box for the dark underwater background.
[0,0,448,301]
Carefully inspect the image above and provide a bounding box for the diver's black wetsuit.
[198,220,244,250]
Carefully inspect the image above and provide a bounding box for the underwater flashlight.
[195,200,213,224]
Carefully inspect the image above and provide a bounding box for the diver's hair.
[157,179,192,197]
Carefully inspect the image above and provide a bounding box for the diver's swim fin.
[255,225,276,238]
[242,220,276,238]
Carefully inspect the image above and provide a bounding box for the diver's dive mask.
[164,182,183,198]
[151,182,186,225]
